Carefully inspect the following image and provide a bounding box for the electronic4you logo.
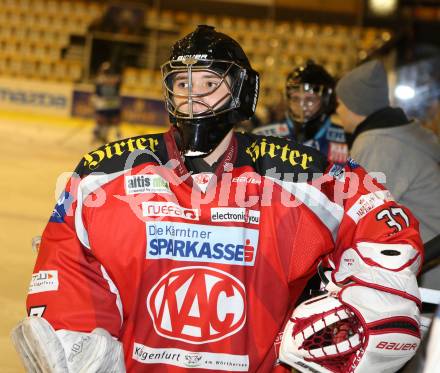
[147,266,246,344]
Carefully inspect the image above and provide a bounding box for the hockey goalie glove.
[279,287,421,373]
[11,317,125,373]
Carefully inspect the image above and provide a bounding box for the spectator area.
[0,0,393,109]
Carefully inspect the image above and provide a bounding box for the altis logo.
[125,175,170,195]
[147,266,246,344]
[146,222,259,266]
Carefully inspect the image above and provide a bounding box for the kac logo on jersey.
[147,266,246,344]
[50,191,73,223]
[147,222,259,266]
[143,202,199,221]
[125,175,170,195]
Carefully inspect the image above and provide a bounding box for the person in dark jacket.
[336,59,440,289]
[336,59,440,244]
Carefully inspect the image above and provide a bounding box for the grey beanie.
[336,60,390,116]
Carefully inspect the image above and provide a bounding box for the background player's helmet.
[162,25,259,155]
[285,60,336,126]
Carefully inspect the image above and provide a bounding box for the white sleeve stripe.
[75,181,90,249]
[100,265,124,327]
[75,170,126,249]
[269,177,344,240]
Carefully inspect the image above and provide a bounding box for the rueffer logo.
[147,266,246,344]
[143,202,199,221]
[125,175,170,195]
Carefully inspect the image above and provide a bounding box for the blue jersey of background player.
[254,61,348,164]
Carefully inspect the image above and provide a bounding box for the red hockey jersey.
[26,129,423,372]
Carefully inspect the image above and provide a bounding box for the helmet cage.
[162,58,247,120]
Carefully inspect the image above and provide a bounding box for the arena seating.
[0,0,104,82]
[0,0,393,108]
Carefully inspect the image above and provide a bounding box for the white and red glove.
[280,242,422,373]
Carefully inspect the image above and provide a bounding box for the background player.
[254,61,349,164]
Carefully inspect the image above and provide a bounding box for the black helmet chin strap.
[174,112,234,156]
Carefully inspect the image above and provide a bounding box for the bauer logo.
[176,54,208,61]
[132,343,249,371]
[211,208,260,225]
[143,202,199,221]
[29,270,59,294]
[147,222,259,266]
[125,175,170,195]
[147,266,247,344]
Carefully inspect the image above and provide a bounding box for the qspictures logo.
[83,137,159,170]
[143,201,199,220]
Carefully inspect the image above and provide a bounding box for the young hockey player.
[13,26,422,373]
